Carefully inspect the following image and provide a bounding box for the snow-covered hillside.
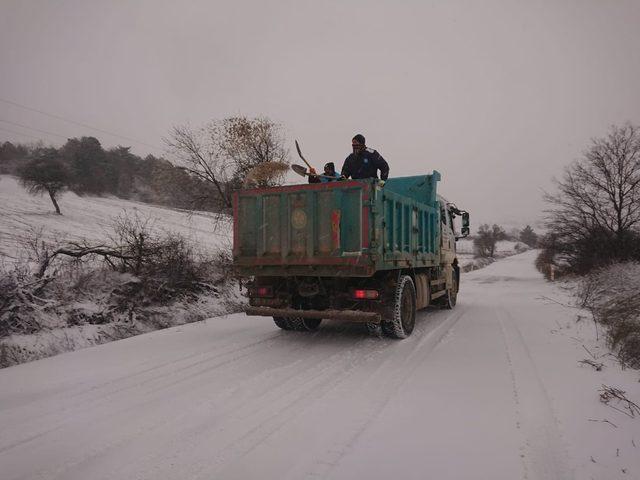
[0,175,230,261]
[0,174,236,366]
[0,251,638,480]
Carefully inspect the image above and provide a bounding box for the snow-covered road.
[1,250,639,480]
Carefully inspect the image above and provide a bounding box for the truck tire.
[273,316,321,332]
[382,275,417,339]
[441,276,458,309]
[273,317,293,330]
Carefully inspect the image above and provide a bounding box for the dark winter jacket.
[341,148,389,180]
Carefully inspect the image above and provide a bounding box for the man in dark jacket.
[341,134,389,182]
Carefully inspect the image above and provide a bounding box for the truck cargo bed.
[233,173,442,277]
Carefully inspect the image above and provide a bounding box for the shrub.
[576,262,640,368]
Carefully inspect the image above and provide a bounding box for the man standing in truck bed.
[341,134,390,182]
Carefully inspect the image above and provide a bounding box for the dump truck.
[233,172,469,338]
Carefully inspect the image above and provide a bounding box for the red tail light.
[353,289,379,300]
[253,286,273,297]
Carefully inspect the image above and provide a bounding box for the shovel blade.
[291,164,308,176]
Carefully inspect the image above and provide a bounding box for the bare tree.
[544,123,640,272]
[218,116,289,186]
[473,224,506,258]
[17,148,69,215]
[164,124,231,209]
[164,116,290,211]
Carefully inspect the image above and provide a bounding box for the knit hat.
[352,134,366,145]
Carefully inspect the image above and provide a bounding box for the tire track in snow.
[498,307,574,480]
[58,331,381,480]
[2,306,465,480]
[114,310,464,480]
[179,307,466,480]
[303,306,468,479]
[166,333,393,480]
[21,329,379,480]
[0,328,349,459]
[0,331,287,449]
[2,331,281,417]
[498,310,531,480]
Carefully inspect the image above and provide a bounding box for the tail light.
[252,286,274,297]
[353,289,379,300]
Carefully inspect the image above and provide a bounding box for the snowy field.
[0,175,231,261]
[0,250,638,480]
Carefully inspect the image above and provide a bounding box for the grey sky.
[1,0,639,226]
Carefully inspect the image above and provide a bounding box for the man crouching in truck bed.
[341,133,390,183]
[308,162,342,183]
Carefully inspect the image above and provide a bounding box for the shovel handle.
[295,140,313,170]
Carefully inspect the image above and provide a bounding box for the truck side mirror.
[461,212,470,237]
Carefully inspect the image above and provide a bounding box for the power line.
[0,126,45,141]
[0,96,165,152]
[0,119,70,140]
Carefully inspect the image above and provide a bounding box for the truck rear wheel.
[273,317,293,330]
[273,316,321,332]
[382,275,416,339]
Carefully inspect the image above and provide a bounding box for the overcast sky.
[1,0,639,227]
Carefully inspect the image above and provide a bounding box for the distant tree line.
[472,223,538,258]
[1,137,219,214]
[0,115,289,215]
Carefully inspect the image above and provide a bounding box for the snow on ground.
[0,175,231,261]
[0,250,638,480]
[456,238,527,257]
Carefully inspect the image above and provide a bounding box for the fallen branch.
[599,385,640,418]
[579,359,604,371]
[37,245,135,278]
[588,418,618,428]
[582,344,596,359]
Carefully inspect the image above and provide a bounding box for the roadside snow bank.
[0,256,243,368]
[576,262,640,368]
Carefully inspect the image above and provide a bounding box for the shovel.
[295,140,313,170]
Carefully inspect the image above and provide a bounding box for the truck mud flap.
[245,307,381,324]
